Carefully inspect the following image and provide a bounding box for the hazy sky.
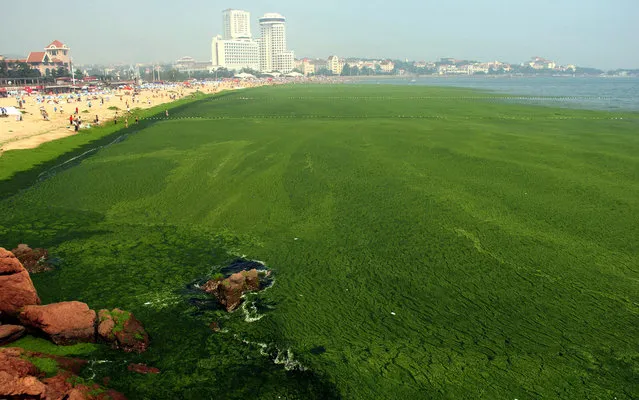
[1,0,637,69]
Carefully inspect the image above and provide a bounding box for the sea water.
[357,76,639,112]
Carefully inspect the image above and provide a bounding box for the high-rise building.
[212,35,260,71]
[222,9,251,40]
[213,9,260,71]
[259,13,294,73]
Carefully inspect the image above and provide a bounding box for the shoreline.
[0,80,270,154]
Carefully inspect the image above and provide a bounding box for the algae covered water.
[358,76,639,111]
[1,85,638,399]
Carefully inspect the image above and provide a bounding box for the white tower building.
[259,13,294,73]
[213,9,260,72]
[212,35,260,71]
[223,9,251,40]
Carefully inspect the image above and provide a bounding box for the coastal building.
[528,57,556,70]
[223,9,251,40]
[327,56,343,75]
[5,40,73,77]
[212,10,261,72]
[310,58,328,73]
[175,56,214,73]
[296,58,315,76]
[212,35,260,71]
[380,60,395,73]
[259,13,294,73]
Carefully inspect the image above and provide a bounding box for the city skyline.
[1,0,638,69]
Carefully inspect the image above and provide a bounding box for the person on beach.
[165,109,169,117]
[125,117,128,128]
[114,116,117,125]
[75,107,78,115]
[94,115,99,124]
[69,115,73,125]
[135,117,139,124]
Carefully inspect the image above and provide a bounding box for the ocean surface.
[355,76,639,112]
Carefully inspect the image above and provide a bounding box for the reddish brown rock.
[11,243,51,274]
[19,301,97,345]
[0,372,46,398]
[0,347,39,377]
[43,370,74,400]
[202,269,261,312]
[127,363,160,374]
[97,309,149,353]
[0,348,125,400]
[0,348,46,398]
[66,383,127,400]
[97,309,116,342]
[0,247,41,318]
[0,324,26,345]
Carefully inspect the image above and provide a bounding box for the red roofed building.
[24,40,72,76]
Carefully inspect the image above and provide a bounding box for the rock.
[0,372,46,398]
[0,247,41,318]
[202,269,261,312]
[0,348,46,398]
[127,363,160,374]
[0,348,125,400]
[59,380,127,400]
[11,243,51,273]
[97,309,116,342]
[97,309,149,353]
[0,347,39,377]
[43,370,74,400]
[19,301,97,345]
[0,324,26,345]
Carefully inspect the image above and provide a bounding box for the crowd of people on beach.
[1,76,339,152]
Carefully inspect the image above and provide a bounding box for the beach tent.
[285,72,304,77]
[234,72,256,79]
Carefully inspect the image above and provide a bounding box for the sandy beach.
[0,80,268,154]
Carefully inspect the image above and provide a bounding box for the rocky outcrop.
[97,309,149,353]
[127,363,160,374]
[19,301,97,345]
[11,243,51,273]
[0,347,126,400]
[0,247,41,318]
[0,324,26,345]
[202,269,261,312]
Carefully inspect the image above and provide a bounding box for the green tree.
[240,67,261,76]
[316,67,333,76]
[341,64,351,76]
[361,66,374,76]
[57,66,69,78]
